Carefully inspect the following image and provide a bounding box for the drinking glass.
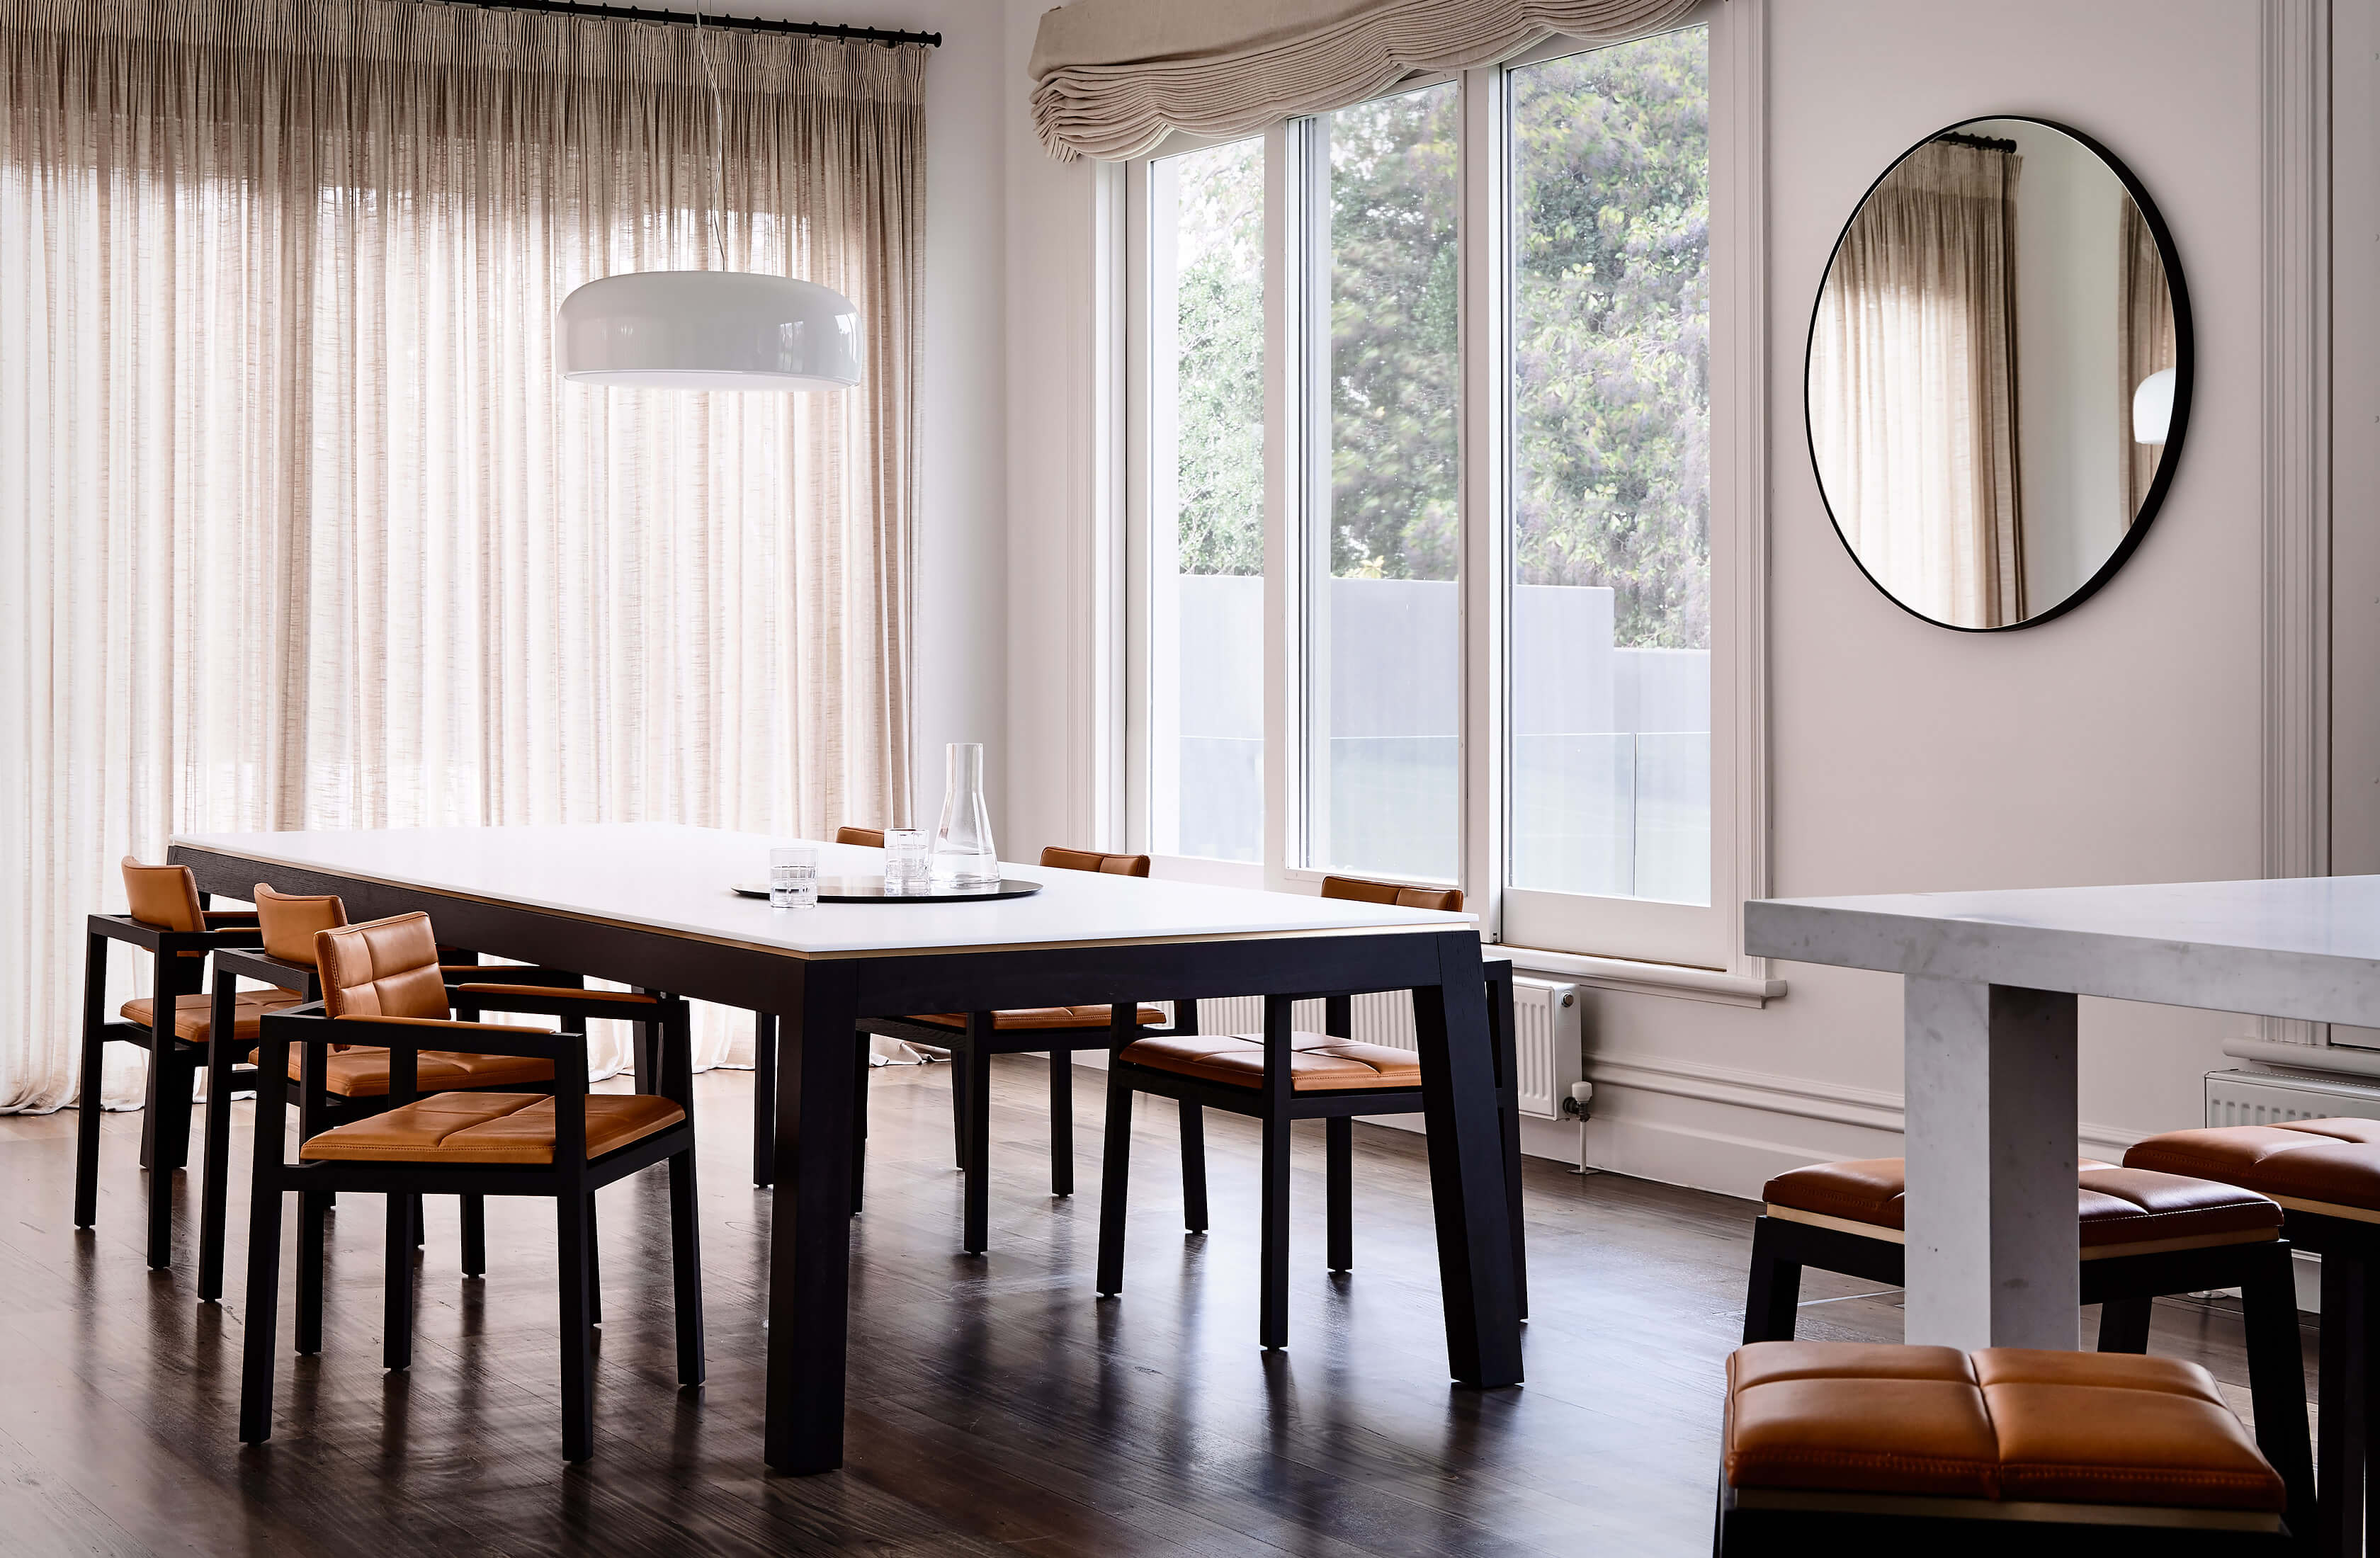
[883,827,929,894]
[769,844,819,909]
[930,743,1001,889]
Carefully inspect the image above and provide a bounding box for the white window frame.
[1120,0,1768,979]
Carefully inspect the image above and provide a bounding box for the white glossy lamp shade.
[2131,366,2175,445]
[556,271,863,391]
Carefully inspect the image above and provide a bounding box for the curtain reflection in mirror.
[1809,140,2024,628]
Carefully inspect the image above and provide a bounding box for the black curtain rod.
[455,0,940,48]
[1937,130,2018,154]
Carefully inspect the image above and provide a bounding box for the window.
[1125,7,1752,970]
[1139,136,1266,863]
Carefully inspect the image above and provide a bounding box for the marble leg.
[1902,976,2079,1350]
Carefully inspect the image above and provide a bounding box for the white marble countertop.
[1745,875,2380,1026]
[174,823,1473,958]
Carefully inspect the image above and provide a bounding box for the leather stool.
[2127,1118,2380,1557]
[1716,1341,2294,1553]
[1744,1155,2313,1535]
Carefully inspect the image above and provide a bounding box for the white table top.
[1745,875,2380,1026]
[174,824,1473,959]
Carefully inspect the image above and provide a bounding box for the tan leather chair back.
[121,858,205,933]
[1040,846,1152,877]
[255,883,348,967]
[1320,875,1463,913]
[836,826,886,847]
[315,913,450,1020]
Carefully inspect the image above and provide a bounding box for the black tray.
[732,876,1042,904]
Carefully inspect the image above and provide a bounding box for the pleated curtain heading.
[0,0,924,1108]
[1028,0,1706,161]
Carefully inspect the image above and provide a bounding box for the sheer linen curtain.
[1809,140,2026,629]
[2118,195,2176,518]
[0,0,922,1110]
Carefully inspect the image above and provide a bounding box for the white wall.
[617,0,1013,834]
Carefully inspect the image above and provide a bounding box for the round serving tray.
[732,876,1042,904]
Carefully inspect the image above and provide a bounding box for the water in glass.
[769,844,819,909]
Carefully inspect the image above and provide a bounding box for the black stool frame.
[1742,1213,2315,1539]
[1097,962,1529,1350]
[76,904,262,1270]
[1713,1472,2295,1555]
[240,992,702,1463]
[2262,1208,2380,1558]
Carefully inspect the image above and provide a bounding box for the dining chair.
[856,846,1164,1254]
[196,882,616,1304]
[239,910,701,1462]
[1092,875,1528,1348]
[747,837,1164,1256]
[76,858,290,1270]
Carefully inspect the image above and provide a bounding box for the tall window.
[1507,32,1711,906]
[1145,137,1266,862]
[1127,15,1738,967]
[1301,83,1463,882]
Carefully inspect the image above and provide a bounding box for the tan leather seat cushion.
[1726,1341,2285,1513]
[1119,1031,1422,1092]
[907,1004,1167,1033]
[2125,1118,2380,1215]
[301,1093,685,1164]
[1764,1156,2281,1246]
[251,1045,557,1098]
[123,989,302,1043]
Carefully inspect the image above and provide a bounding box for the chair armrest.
[452,985,679,1022]
[203,909,260,925]
[326,1013,575,1062]
[441,965,586,989]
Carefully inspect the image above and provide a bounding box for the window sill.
[1490,945,1785,1008]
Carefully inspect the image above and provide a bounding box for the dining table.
[170,821,1524,1474]
[1745,874,2380,1351]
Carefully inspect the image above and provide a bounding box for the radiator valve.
[1561,1080,1593,1119]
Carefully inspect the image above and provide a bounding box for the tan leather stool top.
[1762,1156,2282,1255]
[1726,1341,2287,1513]
[2126,1118,2380,1221]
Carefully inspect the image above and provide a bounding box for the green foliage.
[1512,29,1710,648]
[1164,28,1711,644]
[1169,139,1266,577]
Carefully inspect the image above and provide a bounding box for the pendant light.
[555,4,862,392]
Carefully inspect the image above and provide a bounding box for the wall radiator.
[2204,1066,2380,1128]
[1186,976,1581,1120]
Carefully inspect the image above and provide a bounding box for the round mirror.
[1805,117,2191,630]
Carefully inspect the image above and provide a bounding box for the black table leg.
[1411,931,1524,1388]
[752,1012,776,1188]
[763,961,860,1474]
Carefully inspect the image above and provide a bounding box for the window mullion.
[1458,64,1508,937]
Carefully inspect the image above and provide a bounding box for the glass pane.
[1150,137,1265,861]
[1507,28,1711,905]
[1304,82,1461,882]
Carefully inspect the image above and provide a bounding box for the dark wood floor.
[0,1057,2311,1557]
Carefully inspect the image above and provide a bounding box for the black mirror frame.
[1803,115,2194,634]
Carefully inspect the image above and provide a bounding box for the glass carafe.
[931,742,1000,889]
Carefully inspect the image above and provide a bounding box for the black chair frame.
[1741,1213,2316,1540]
[1713,1472,2295,1555]
[76,905,263,1270]
[240,991,702,1463]
[1097,962,1529,1351]
[196,944,596,1303]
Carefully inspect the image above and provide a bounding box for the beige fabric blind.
[0,0,924,1108]
[1028,0,1704,161]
